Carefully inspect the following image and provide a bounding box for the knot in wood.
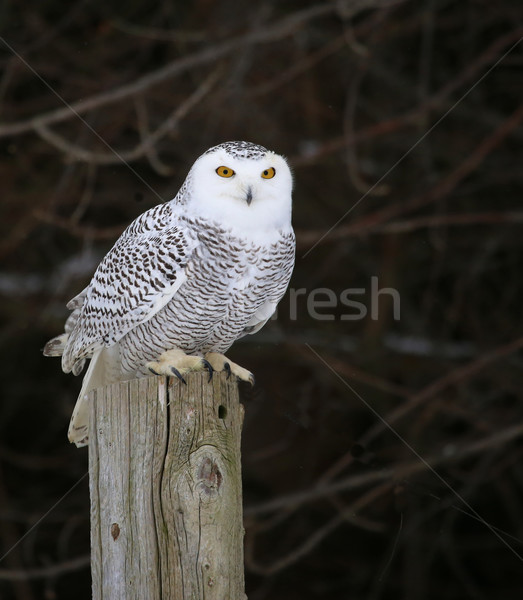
[110,522,120,541]
[197,457,222,497]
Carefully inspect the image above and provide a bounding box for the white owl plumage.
[45,141,295,446]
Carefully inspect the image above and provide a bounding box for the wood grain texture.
[88,372,246,599]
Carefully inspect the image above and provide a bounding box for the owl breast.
[118,218,295,377]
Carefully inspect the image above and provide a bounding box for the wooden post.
[88,372,246,599]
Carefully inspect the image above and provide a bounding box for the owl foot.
[204,352,255,385]
[147,349,213,384]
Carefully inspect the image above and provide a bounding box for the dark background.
[1,1,523,598]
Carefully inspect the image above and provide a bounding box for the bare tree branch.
[0,3,339,139]
[296,101,523,248]
[245,420,523,518]
[0,555,90,581]
[32,67,222,165]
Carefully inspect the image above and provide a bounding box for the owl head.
[180,141,293,235]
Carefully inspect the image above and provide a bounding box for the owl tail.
[68,344,121,447]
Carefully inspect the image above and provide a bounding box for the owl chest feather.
[170,223,289,325]
[117,222,294,374]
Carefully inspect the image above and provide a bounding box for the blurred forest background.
[1,0,523,598]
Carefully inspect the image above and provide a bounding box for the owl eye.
[261,167,276,179]
[216,166,235,178]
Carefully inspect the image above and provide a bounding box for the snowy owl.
[44,141,295,447]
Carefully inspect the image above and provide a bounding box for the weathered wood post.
[88,371,246,599]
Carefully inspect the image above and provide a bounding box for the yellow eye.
[261,167,276,179]
[216,166,235,178]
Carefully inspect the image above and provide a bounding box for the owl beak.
[245,186,253,206]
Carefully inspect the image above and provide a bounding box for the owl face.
[185,142,293,235]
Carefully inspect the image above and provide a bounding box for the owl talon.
[223,362,232,379]
[201,359,214,382]
[170,366,187,385]
[204,352,254,385]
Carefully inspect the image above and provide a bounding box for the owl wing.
[61,204,199,373]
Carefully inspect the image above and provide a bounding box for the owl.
[44,141,295,447]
